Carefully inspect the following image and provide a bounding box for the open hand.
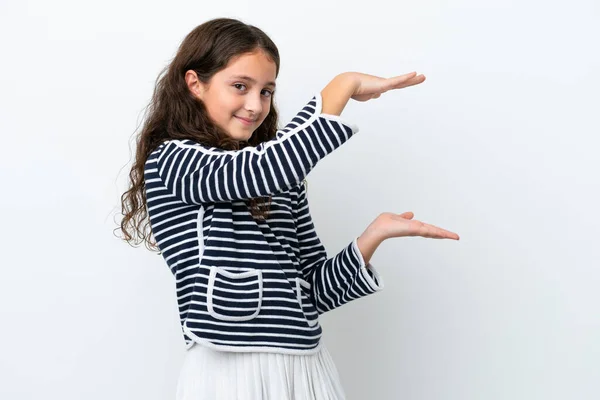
[371,211,459,240]
[345,71,426,102]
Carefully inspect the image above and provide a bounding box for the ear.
[185,70,205,100]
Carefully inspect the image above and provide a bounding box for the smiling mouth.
[235,116,256,126]
[235,116,256,122]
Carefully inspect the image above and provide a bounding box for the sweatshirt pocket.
[295,277,319,327]
[206,266,263,322]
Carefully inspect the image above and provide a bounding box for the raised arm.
[152,93,358,204]
[152,71,426,204]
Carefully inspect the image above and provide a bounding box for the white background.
[1,0,599,399]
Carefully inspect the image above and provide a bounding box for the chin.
[230,132,253,142]
[223,123,256,142]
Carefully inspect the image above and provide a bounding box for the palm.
[351,72,426,102]
[376,212,459,240]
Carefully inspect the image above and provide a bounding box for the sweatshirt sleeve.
[293,181,384,315]
[154,93,359,204]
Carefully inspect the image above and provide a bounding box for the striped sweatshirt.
[144,93,384,355]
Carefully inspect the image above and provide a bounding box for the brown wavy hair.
[118,18,280,251]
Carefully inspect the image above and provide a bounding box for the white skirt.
[176,342,347,400]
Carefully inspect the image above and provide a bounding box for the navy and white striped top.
[144,93,384,355]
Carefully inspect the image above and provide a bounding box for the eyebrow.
[230,75,276,88]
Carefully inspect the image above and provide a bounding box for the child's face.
[192,50,277,142]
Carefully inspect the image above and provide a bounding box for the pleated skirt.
[175,342,347,400]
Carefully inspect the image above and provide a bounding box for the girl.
[120,17,459,400]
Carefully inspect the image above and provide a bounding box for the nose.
[244,92,263,116]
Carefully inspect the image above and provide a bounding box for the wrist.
[336,72,360,92]
[361,224,386,247]
[320,73,358,115]
[356,227,384,266]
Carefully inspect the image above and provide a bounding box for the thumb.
[399,211,414,219]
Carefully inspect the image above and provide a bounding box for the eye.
[261,89,274,97]
[233,83,247,91]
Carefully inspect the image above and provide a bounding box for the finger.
[391,75,426,90]
[412,221,458,240]
[399,71,417,78]
[399,211,414,219]
[422,223,460,240]
[385,73,418,88]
